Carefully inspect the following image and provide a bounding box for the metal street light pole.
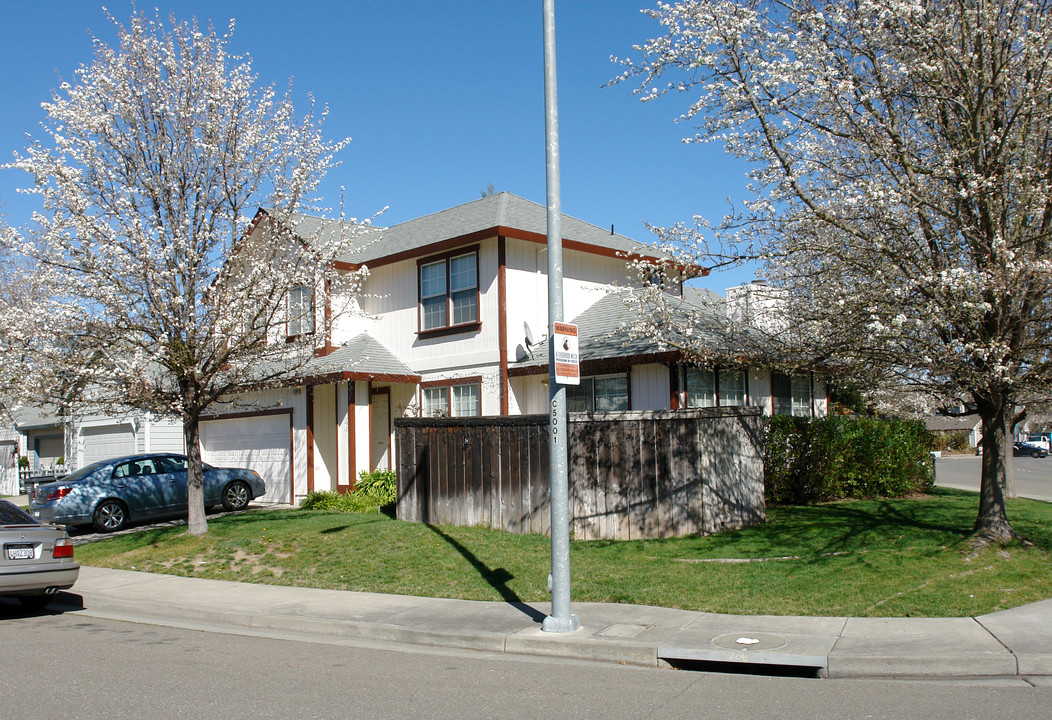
[541,0,579,634]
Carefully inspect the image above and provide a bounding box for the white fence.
[0,467,18,496]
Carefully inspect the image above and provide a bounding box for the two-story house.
[204,192,827,505]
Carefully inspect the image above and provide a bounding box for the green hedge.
[764,415,935,505]
[300,469,397,514]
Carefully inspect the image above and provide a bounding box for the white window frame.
[288,285,315,337]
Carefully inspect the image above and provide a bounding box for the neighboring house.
[214,192,828,505]
[7,404,184,474]
[923,414,983,450]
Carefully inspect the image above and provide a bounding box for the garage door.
[200,414,291,504]
[81,424,136,466]
[35,435,65,469]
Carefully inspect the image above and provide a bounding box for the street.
[935,454,1052,502]
[2,604,1049,720]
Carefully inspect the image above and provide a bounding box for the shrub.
[299,469,397,513]
[764,415,935,505]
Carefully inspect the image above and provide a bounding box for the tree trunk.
[1002,417,1017,500]
[975,396,1016,543]
[184,412,208,536]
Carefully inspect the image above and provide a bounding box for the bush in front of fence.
[300,470,397,514]
[764,415,935,505]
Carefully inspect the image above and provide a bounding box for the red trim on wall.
[419,376,484,417]
[419,375,484,389]
[668,362,680,410]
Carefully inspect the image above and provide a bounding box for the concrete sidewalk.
[51,566,1051,680]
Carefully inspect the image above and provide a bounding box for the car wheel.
[18,594,52,611]
[1033,450,1042,458]
[93,499,127,532]
[221,481,251,511]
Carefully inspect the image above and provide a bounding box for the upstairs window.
[288,285,315,337]
[419,249,479,333]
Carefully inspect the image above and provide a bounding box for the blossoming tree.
[617,0,1052,543]
[0,11,369,534]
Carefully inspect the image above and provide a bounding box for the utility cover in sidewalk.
[597,623,653,639]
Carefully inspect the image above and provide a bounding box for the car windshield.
[0,500,39,526]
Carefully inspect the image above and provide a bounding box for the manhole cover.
[597,623,652,639]
[711,632,789,651]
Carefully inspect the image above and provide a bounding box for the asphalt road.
[1,603,1050,720]
[935,454,1052,502]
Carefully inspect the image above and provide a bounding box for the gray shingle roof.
[512,289,742,370]
[296,333,418,381]
[285,192,662,266]
[9,404,62,431]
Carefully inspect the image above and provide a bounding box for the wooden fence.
[395,407,765,540]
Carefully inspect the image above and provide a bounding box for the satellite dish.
[524,321,535,347]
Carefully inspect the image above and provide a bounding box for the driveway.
[935,454,1052,502]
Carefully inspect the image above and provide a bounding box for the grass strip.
[75,488,1052,617]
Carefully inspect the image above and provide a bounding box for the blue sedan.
[29,453,266,532]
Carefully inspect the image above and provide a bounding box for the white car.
[1026,434,1050,453]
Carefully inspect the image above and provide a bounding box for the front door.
[370,389,391,471]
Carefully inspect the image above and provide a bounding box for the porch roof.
[295,333,420,385]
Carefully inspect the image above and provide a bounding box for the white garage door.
[81,424,136,466]
[200,414,291,504]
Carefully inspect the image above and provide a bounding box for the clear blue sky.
[0,1,757,291]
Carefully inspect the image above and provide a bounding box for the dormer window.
[288,285,315,337]
[419,248,479,334]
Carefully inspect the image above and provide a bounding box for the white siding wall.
[630,364,671,411]
[749,367,772,415]
[509,376,547,415]
[339,237,502,373]
[146,417,184,454]
[313,384,338,492]
[353,381,372,479]
[504,239,638,368]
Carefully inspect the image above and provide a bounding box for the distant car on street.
[0,500,79,609]
[1013,441,1048,458]
[28,453,266,532]
[1026,434,1051,453]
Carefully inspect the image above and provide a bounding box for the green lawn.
[75,488,1052,617]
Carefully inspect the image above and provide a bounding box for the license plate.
[5,545,35,560]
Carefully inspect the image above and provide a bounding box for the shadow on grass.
[424,524,546,623]
[624,488,985,562]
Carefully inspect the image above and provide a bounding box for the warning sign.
[553,322,580,385]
